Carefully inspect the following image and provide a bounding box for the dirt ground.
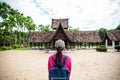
[0,49,120,80]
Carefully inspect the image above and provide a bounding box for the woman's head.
[55,39,65,50]
[54,39,65,67]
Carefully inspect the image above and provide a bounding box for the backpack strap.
[63,55,68,65]
[51,55,68,65]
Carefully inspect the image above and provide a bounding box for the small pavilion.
[102,30,120,48]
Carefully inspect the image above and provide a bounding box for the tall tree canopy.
[98,28,107,39]
[38,24,51,32]
[68,26,79,32]
[116,24,120,30]
[0,2,36,47]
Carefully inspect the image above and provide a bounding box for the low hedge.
[0,46,8,50]
[12,44,20,49]
[114,45,120,51]
[96,45,107,52]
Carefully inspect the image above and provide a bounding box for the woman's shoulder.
[62,54,71,60]
[49,53,56,59]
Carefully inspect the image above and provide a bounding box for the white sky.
[1,0,120,30]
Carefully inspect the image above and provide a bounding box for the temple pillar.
[38,42,40,49]
[105,39,108,48]
[112,41,115,48]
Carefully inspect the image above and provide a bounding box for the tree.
[8,9,18,45]
[0,2,11,46]
[98,28,107,39]
[0,2,11,20]
[16,12,25,45]
[116,24,120,30]
[68,26,79,32]
[25,16,36,32]
[73,27,79,32]
[24,16,36,45]
[0,2,36,47]
[1,20,10,46]
[39,24,51,32]
[0,22,4,46]
[68,26,74,32]
[7,15,16,46]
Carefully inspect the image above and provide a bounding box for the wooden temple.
[28,19,101,49]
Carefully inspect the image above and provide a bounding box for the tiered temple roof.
[28,31,101,43]
[28,19,102,48]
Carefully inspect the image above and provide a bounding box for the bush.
[114,45,120,51]
[24,45,29,48]
[0,46,8,50]
[7,47,12,50]
[12,44,19,49]
[96,45,107,52]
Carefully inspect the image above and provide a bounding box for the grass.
[13,47,29,50]
[0,45,114,51]
[0,47,29,51]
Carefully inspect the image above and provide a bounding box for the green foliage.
[0,2,36,47]
[68,26,74,32]
[12,44,19,49]
[74,27,79,32]
[7,47,12,50]
[98,28,106,39]
[39,24,51,32]
[114,45,120,51]
[96,45,107,52]
[116,24,120,30]
[25,16,36,31]
[0,2,11,19]
[0,46,7,50]
[68,26,79,32]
